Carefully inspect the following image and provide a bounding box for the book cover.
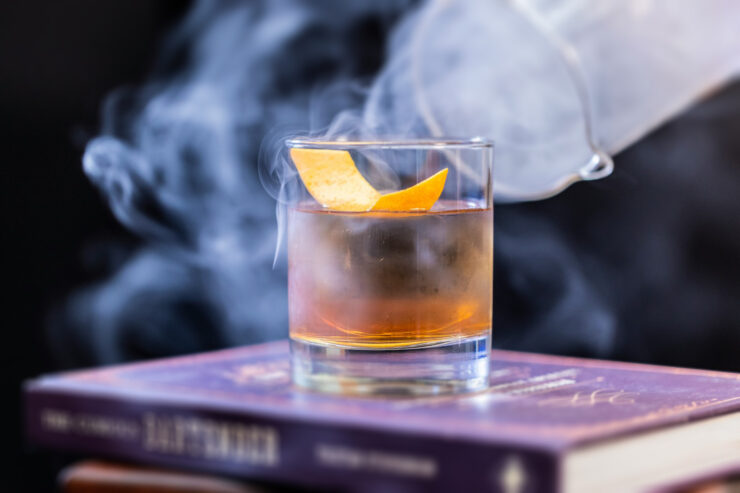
[25,341,740,492]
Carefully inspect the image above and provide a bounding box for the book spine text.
[26,389,558,492]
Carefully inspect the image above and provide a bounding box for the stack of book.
[25,341,740,492]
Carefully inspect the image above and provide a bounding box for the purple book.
[25,341,740,492]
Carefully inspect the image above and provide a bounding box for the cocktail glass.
[286,138,493,395]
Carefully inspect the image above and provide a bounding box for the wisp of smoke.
[53,0,413,365]
[52,0,740,367]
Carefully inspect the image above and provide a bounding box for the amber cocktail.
[286,139,493,395]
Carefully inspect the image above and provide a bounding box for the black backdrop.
[2,2,187,489]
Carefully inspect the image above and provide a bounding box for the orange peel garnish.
[290,148,380,212]
[290,148,448,212]
[371,168,448,211]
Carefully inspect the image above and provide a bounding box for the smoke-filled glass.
[285,138,493,395]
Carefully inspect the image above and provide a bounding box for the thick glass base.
[290,335,490,396]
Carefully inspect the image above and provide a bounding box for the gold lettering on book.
[487,369,579,394]
[396,368,581,410]
[41,409,73,432]
[498,455,526,493]
[142,413,279,466]
[40,409,139,441]
[537,389,638,407]
[221,361,290,386]
[315,443,437,479]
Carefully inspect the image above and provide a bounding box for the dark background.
[3,2,188,490]
[4,1,740,491]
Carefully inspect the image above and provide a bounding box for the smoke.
[52,0,414,365]
[493,210,616,357]
[501,82,740,371]
[50,0,740,371]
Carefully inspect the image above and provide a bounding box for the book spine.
[26,389,559,493]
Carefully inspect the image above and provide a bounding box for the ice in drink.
[288,200,492,349]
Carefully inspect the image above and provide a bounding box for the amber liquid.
[288,200,492,349]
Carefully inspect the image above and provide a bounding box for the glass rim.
[285,137,493,150]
